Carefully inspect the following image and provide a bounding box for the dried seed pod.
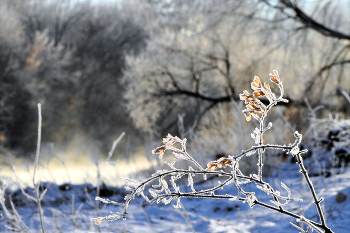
[206,161,218,171]
[253,90,265,98]
[218,157,233,167]
[269,70,282,86]
[246,103,262,113]
[152,146,166,158]
[163,134,181,146]
[206,157,233,171]
[240,90,257,104]
[242,109,254,121]
[251,76,262,90]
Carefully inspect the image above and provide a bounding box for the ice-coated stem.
[295,152,333,233]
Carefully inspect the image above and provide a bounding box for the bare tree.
[0,41,34,150]
[68,3,149,147]
[123,0,283,137]
[0,0,35,150]
[0,0,150,152]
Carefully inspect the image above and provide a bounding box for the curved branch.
[315,59,350,78]
[304,59,350,98]
[154,88,244,103]
[154,87,306,109]
[265,0,350,40]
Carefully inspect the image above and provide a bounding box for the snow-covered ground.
[1,159,349,233]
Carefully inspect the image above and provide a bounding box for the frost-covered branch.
[91,71,334,233]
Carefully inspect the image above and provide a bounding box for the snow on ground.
[1,159,349,233]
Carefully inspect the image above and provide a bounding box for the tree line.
[1,0,349,156]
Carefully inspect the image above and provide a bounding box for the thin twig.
[33,103,42,186]
[33,103,46,233]
[295,152,333,233]
[178,202,196,233]
[106,132,125,164]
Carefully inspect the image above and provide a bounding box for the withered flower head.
[240,70,284,122]
[269,70,281,86]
